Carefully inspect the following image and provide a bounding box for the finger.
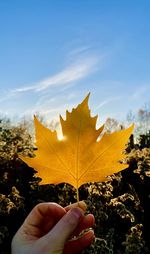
[45,207,84,245]
[21,203,66,237]
[73,214,95,236]
[64,230,95,254]
[65,201,87,213]
[65,202,95,238]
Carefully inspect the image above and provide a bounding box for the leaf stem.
[76,187,79,204]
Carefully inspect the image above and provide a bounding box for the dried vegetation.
[0,119,150,253]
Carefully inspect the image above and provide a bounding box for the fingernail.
[85,230,95,241]
[70,207,83,219]
[78,201,87,212]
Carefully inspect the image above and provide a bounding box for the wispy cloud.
[131,86,149,101]
[14,57,98,93]
[68,46,92,57]
[0,54,99,105]
[95,96,122,110]
[0,49,107,121]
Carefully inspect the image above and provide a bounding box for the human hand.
[11,201,95,254]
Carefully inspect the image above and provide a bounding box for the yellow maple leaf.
[20,94,134,201]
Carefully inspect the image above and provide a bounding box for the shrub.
[0,118,150,253]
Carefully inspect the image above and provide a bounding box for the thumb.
[45,207,83,247]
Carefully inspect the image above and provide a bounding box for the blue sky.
[0,0,150,127]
